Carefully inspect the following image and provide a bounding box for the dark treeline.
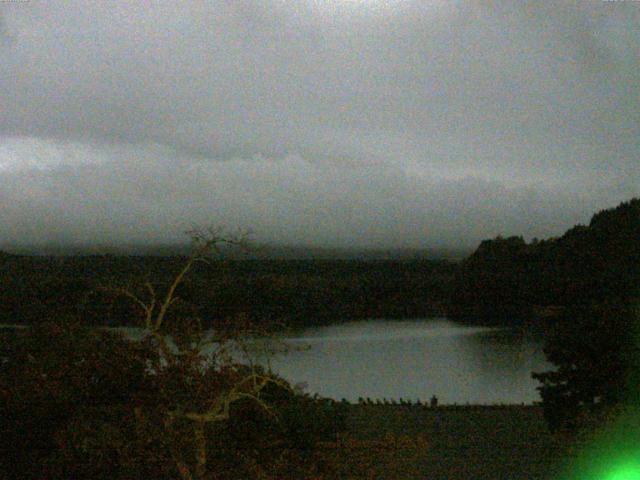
[0,254,455,329]
[1,198,638,330]
[443,198,640,431]
[448,198,640,327]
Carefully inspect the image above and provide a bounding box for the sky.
[0,1,638,250]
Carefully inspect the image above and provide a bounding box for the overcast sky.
[0,1,638,250]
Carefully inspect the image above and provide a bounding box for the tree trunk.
[194,421,208,480]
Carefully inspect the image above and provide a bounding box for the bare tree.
[107,228,291,480]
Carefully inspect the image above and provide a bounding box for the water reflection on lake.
[269,319,549,405]
[2,319,549,404]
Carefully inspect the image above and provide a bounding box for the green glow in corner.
[604,461,640,480]
[558,404,640,480]
[559,304,640,480]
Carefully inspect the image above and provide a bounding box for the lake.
[269,319,550,405]
[2,318,550,405]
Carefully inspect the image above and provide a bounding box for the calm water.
[269,319,550,405]
[2,318,550,405]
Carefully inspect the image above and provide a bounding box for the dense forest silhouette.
[0,198,638,330]
[449,198,640,326]
[0,255,454,329]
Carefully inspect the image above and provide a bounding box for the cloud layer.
[0,1,638,249]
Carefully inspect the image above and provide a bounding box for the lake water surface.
[2,318,550,405]
[269,319,550,405]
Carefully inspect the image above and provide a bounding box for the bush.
[1,231,350,479]
[1,318,351,479]
[0,319,151,479]
[532,302,640,433]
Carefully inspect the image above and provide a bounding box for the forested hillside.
[0,254,454,329]
[2,198,637,330]
[448,198,640,325]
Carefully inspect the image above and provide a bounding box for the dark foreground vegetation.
[0,318,569,480]
[0,317,566,480]
[346,404,567,479]
[0,315,631,479]
[447,198,640,436]
[0,320,351,479]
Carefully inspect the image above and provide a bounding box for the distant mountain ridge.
[0,243,470,261]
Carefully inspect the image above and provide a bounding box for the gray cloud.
[0,1,638,249]
[1,139,635,250]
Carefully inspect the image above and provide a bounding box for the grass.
[342,404,569,480]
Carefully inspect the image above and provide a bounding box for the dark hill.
[447,198,640,326]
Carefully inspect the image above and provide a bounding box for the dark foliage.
[531,302,640,432]
[447,198,640,431]
[0,319,347,479]
[0,256,454,329]
[449,198,640,326]
[0,320,152,479]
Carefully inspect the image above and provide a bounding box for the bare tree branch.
[106,227,295,479]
